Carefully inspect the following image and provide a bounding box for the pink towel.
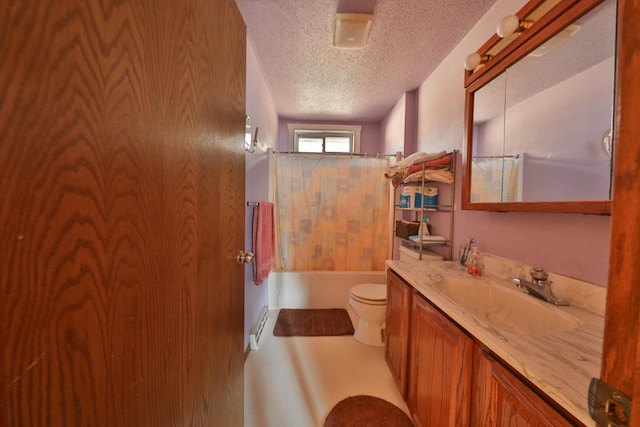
[253,202,275,285]
[401,154,453,181]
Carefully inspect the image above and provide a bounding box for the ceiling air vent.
[334,13,373,48]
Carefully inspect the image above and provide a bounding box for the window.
[295,131,353,153]
[287,123,361,154]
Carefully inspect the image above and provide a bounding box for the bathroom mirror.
[462,0,615,214]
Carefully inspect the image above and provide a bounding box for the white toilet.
[349,283,387,346]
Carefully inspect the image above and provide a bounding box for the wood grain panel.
[385,270,412,399]
[472,348,580,426]
[601,0,640,423]
[483,351,573,426]
[408,295,473,427]
[0,0,245,425]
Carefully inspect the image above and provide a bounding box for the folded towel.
[409,235,446,243]
[403,169,454,185]
[385,151,448,177]
[385,151,450,188]
[401,154,453,180]
[407,151,450,166]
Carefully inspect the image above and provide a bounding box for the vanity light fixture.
[464,52,492,71]
[497,15,534,38]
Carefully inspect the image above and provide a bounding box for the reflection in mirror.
[470,0,616,204]
[471,73,511,202]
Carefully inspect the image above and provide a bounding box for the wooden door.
[0,0,246,426]
[599,0,640,426]
[385,270,413,399]
[472,348,573,427]
[408,294,474,427]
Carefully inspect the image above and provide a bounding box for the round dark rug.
[323,395,414,427]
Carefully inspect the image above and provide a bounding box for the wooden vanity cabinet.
[472,347,574,427]
[408,292,474,427]
[385,269,413,399]
[386,269,580,427]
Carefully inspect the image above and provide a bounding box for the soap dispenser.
[467,247,482,276]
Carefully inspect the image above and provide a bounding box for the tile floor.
[244,309,410,427]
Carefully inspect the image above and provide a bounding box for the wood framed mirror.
[462,0,615,214]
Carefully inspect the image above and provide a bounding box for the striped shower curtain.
[273,155,390,271]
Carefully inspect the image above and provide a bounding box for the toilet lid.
[350,284,387,302]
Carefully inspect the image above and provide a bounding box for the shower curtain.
[471,155,523,202]
[273,155,389,271]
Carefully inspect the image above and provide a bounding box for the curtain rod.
[273,152,396,158]
[473,154,520,159]
[269,149,397,158]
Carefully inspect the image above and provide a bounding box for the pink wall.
[380,91,419,156]
[277,120,383,154]
[381,93,407,154]
[244,38,279,349]
[382,0,612,286]
[404,90,419,154]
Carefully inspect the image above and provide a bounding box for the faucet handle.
[530,267,548,281]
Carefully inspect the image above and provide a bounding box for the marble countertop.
[386,259,604,427]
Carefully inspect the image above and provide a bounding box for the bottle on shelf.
[418,215,431,240]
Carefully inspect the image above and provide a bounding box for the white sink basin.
[436,277,580,334]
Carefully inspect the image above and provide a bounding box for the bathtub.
[268,270,387,309]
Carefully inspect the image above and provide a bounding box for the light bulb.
[464,52,481,70]
[497,15,521,38]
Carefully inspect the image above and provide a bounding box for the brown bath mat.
[273,308,354,337]
[324,395,414,427]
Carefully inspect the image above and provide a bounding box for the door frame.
[600,0,640,425]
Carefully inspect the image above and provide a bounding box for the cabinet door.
[385,270,412,398]
[408,294,473,427]
[472,348,574,427]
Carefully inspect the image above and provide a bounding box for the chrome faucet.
[511,267,569,306]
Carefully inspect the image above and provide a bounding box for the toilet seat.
[349,284,386,305]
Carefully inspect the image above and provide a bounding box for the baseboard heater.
[249,305,269,350]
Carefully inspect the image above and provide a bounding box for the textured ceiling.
[236,0,497,122]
